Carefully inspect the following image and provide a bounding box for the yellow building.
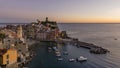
[0,49,17,65]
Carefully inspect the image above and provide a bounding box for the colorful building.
[36,31,48,41]
[25,24,36,39]
[0,49,17,65]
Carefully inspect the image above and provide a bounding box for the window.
[6,60,9,64]
[8,40,10,42]
[6,55,9,59]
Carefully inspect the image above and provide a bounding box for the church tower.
[17,25,23,39]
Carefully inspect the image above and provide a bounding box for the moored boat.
[63,51,68,55]
[69,59,75,62]
[57,58,63,61]
[76,56,87,62]
[55,51,61,57]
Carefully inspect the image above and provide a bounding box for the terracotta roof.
[0,49,7,56]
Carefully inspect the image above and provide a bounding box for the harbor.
[26,41,113,68]
[1,0,120,67]
[56,37,109,54]
[0,18,110,68]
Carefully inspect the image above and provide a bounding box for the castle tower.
[17,25,23,39]
[46,17,48,22]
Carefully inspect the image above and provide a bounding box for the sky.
[0,0,120,23]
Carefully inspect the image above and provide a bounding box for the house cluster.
[26,17,60,41]
[36,18,58,41]
[0,25,29,67]
[0,17,67,68]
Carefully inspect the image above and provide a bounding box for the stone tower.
[17,25,23,39]
[46,17,48,22]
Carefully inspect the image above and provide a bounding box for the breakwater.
[57,38,109,54]
[72,38,109,54]
[59,31,109,54]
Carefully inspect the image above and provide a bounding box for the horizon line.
[0,22,120,24]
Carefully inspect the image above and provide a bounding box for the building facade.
[0,49,17,65]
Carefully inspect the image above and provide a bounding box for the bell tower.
[46,17,48,22]
[17,25,23,39]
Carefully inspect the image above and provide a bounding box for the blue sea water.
[1,23,120,68]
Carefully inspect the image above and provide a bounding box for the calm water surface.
[27,23,120,68]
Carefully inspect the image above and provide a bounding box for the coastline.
[0,20,111,68]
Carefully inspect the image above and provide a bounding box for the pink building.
[36,31,58,41]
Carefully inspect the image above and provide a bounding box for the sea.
[1,23,120,68]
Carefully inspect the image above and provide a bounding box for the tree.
[0,33,6,40]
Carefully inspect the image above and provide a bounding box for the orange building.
[0,49,17,65]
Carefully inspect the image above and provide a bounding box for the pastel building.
[3,37,16,49]
[0,49,17,65]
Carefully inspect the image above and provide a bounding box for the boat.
[55,50,61,57]
[69,59,75,62]
[55,51,60,54]
[76,56,87,62]
[57,58,63,61]
[48,47,52,50]
[53,47,58,51]
[56,54,61,57]
[48,47,52,52]
[56,53,61,57]
[63,51,68,55]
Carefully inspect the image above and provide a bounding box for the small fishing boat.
[53,47,57,50]
[55,51,61,57]
[48,47,52,50]
[57,58,63,61]
[56,53,61,57]
[76,56,87,62]
[63,51,68,55]
[48,47,52,52]
[69,59,75,62]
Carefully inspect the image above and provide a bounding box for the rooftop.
[0,49,7,56]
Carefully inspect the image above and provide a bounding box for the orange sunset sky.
[0,0,120,23]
